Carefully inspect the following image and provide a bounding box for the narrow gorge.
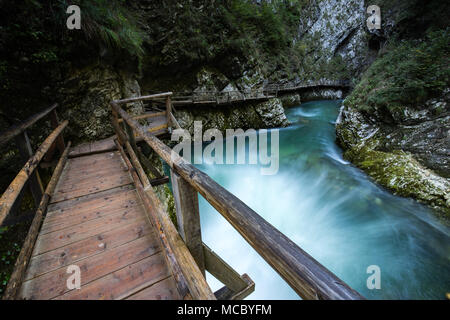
[0,0,448,301]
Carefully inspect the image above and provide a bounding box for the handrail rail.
[111,102,216,300]
[111,97,364,300]
[118,92,173,104]
[3,141,71,299]
[0,120,68,226]
[145,80,350,102]
[0,103,59,146]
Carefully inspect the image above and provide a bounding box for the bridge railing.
[0,104,71,299]
[162,89,272,105]
[147,80,350,106]
[111,93,364,300]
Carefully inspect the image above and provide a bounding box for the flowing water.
[189,100,449,299]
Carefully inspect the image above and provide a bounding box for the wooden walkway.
[18,150,180,300]
[164,79,351,107]
[2,95,363,301]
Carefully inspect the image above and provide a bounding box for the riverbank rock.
[336,103,450,220]
[279,94,301,108]
[175,98,289,135]
[301,89,343,102]
[58,64,144,143]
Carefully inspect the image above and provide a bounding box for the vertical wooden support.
[166,96,172,129]
[111,108,124,145]
[44,109,65,162]
[170,169,205,275]
[50,109,65,153]
[124,120,137,152]
[14,131,44,207]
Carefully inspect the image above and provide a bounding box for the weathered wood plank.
[114,92,172,105]
[0,103,58,146]
[26,218,151,281]
[112,100,363,300]
[51,172,132,203]
[69,137,117,158]
[114,139,215,300]
[214,274,255,300]
[46,184,134,213]
[203,244,247,293]
[14,130,44,207]
[169,112,182,130]
[20,235,160,300]
[0,120,68,226]
[149,176,169,186]
[41,196,141,234]
[126,277,180,300]
[34,204,145,254]
[137,147,163,179]
[124,140,151,189]
[3,142,71,300]
[171,169,205,275]
[50,109,65,154]
[45,188,138,222]
[118,111,167,123]
[54,253,170,300]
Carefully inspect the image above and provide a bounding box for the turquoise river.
[186,100,449,299]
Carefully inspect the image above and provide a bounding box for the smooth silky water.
[189,100,449,299]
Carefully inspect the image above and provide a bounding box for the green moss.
[163,184,177,228]
[346,29,449,116]
[343,145,450,219]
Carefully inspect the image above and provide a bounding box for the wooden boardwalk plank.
[47,185,134,213]
[26,219,152,281]
[20,149,181,300]
[126,277,181,300]
[41,192,141,234]
[20,236,160,300]
[34,204,145,254]
[54,253,170,300]
[69,136,117,158]
[51,175,132,203]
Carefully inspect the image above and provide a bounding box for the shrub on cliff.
[345,29,449,116]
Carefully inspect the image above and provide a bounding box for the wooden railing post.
[166,96,172,130]
[14,130,44,207]
[0,120,68,226]
[124,120,137,152]
[171,169,205,276]
[3,142,71,300]
[44,109,66,162]
[111,97,364,300]
[50,109,65,153]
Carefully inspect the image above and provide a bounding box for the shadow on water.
[193,100,450,300]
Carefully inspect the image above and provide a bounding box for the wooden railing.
[146,79,351,107]
[111,92,364,300]
[0,104,70,299]
[263,79,351,95]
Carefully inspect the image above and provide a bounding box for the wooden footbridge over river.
[154,79,350,107]
[0,92,363,300]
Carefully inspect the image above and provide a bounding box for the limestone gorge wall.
[166,68,289,133]
[34,0,447,219]
[54,0,374,143]
[56,64,145,143]
[295,0,370,78]
[333,1,450,219]
[336,102,450,219]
